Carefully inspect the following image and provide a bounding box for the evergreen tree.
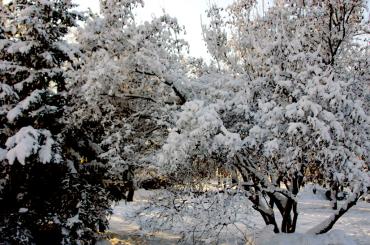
[0,1,111,244]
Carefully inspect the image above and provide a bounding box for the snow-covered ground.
[102,187,370,245]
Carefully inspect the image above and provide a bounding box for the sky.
[73,0,370,59]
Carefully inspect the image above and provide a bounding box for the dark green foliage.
[0,1,122,244]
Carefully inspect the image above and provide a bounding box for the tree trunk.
[253,204,280,233]
[126,180,135,202]
[281,200,294,233]
[330,184,338,210]
[280,172,302,233]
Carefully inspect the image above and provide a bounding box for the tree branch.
[162,79,186,105]
[307,187,364,235]
[101,93,158,103]
[134,68,186,105]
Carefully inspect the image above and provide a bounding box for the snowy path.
[296,200,370,245]
[104,190,370,244]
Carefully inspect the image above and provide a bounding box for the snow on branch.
[307,184,365,235]
[0,83,19,102]
[5,126,61,165]
[7,89,45,122]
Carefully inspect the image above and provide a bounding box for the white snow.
[5,126,59,165]
[0,148,7,161]
[38,134,55,164]
[5,126,41,165]
[257,229,357,245]
[66,214,81,228]
[18,208,29,213]
[7,89,44,122]
[106,187,370,245]
[0,83,18,100]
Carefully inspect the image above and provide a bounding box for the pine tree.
[0,1,111,244]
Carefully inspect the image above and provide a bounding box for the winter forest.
[0,0,369,244]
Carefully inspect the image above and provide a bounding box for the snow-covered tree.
[0,1,113,244]
[159,0,370,235]
[66,0,189,202]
